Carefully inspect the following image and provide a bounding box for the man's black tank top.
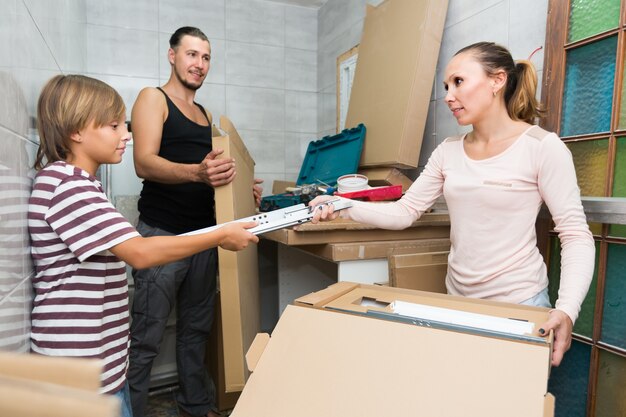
[137,87,216,234]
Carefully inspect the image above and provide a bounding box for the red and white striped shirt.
[28,161,139,394]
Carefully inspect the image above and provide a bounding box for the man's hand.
[198,149,236,187]
[253,178,264,207]
[538,309,573,367]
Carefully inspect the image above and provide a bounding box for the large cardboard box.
[232,283,554,417]
[0,352,119,417]
[358,167,413,192]
[301,237,450,262]
[389,248,450,293]
[262,212,450,245]
[212,116,260,392]
[346,0,448,168]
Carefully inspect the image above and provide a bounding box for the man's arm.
[132,87,235,185]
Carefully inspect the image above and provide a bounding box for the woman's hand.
[308,195,341,223]
[218,221,259,251]
[538,309,573,367]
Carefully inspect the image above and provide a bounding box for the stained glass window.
[561,36,617,137]
[594,350,626,417]
[608,137,626,237]
[568,0,620,42]
[600,243,626,350]
[548,340,591,417]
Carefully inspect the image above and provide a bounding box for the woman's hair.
[34,74,125,170]
[169,26,209,49]
[455,41,544,124]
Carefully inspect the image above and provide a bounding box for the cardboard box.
[346,0,448,168]
[358,167,413,192]
[389,249,450,293]
[0,352,119,417]
[232,283,554,417]
[300,237,450,262]
[271,180,296,195]
[262,212,450,246]
[213,116,260,392]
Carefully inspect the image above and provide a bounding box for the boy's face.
[74,117,130,172]
[169,35,211,91]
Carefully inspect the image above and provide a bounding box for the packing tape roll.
[337,174,369,193]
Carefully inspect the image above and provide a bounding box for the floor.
[146,388,233,417]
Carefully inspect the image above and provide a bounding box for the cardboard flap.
[543,393,555,417]
[245,333,270,372]
[0,352,102,391]
[294,281,359,307]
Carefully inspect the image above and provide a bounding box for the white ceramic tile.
[285,48,316,92]
[194,82,226,125]
[109,143,144,197]
[285,131,315,175]
[86,25,159,78]
[254,172,287,196]
[318,0,365,51]
[89,74,159,120]
[285,5,317,50]
[22,0,86,23]
[509,0,548,72]
[86,0,158,31]
[226,0,285,46]
[238,129,286,173]
[114,195,140,227]
[35,18,88,73]
[435,1,510,100]
[317,88,335,134]
[158,34,226,85]
[9,68,60,118]
[158,0,225,40]
[8,8,59,71]
[0,276,32,352]
[225,85,284,131]
[0,72,29,135]
[225,41,285,89]
[419,101,437,168]
[285,91,317,132]
[444,0,504,28]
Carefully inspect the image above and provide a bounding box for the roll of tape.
[337,174,369,193]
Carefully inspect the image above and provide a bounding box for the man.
[128,27,262,417]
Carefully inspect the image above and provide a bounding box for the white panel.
[35,18,87,73]
[86,0,159,31]
[158,0,226,40]
[22,0,86,23]
[285,48,317,92]
[509,0,548,72]
[337,259,388,283]
[285,91,317,132]
[225,41,285,89]
[87,25,159,78]
[239,129,286,174]
[226,0,285,46]
[284,132,313,176]
[444,0,503,28]
[225,85,284,131]
[285,5,317,50]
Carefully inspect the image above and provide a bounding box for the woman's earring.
[493,90,497,97]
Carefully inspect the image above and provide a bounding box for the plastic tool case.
[260,124,366,212]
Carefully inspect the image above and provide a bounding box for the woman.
[311,42,595,367]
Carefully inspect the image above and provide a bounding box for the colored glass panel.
[548,237,599,337]
[568,0,620,43]
[601,243,626,350]
[609,137,626,237]
[561,36,617,137]
[595,350,626,417]
[548,340,591,417]
[620,54,626,129]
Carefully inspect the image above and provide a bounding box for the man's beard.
[174,67,203,91]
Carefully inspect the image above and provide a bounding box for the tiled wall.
[0,0,549,351]
[317,0,548,173]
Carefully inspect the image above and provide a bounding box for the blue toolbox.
[259,124,366,212]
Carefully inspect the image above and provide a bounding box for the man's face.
[169,35,211,91]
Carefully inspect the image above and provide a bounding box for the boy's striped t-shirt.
[28,161,139,394]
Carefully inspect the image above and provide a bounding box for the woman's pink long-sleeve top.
[342,126,595,323]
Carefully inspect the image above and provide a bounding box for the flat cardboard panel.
[263,224,450,245]
[213,116,260,392]
[232,304,551,417]
[358,167,414,192]
[389,250,450,293]
[300,238,450,261]
[292,212,450,231]
[346,0,448,168]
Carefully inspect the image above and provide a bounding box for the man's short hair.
[169,26,209,49]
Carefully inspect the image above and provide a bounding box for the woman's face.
[443,52,498,126]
